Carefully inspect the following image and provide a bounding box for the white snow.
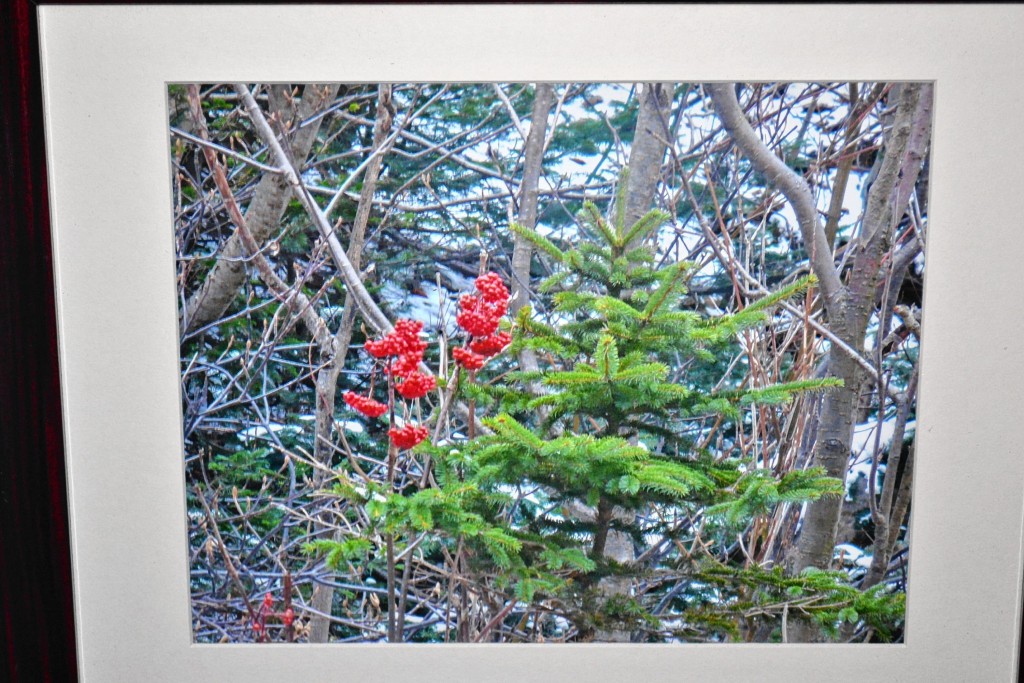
[349,483,387,503]
[846,418,916,489]
[834,543,873,570]
[238,422,297,443]
[379,265,476,338]
[339,419,365,434]
[851,417,916,454]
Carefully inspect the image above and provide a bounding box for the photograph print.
[170,81,929,644]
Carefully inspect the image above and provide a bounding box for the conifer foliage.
[436,177,882,641]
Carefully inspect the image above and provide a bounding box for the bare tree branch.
[706,83,846,312]
[510,83,554,317]
[182,83,341,334]
[185,85,332,354]
[234,83,394,335]
[308,84,396,643]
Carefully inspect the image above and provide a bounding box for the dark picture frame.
[1,1,76,680]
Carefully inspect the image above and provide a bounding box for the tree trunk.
[622,83,672,234]
[510,82,554,396]
[510,82,553,318]
[789,84,931,641]
[709,82,931,642]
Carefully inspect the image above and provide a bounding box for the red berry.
[389,352,422,379]
[455,276,509,339]
[343,391,388,418]
[364,336,398,358]
[394,319,424,338]
[364,319,427,360]
[388,423,429,449]
[456,295,503,337]
[469,331,512,357]
[453,347,487,371]
[475,272,510,305]
[396,371,437,399]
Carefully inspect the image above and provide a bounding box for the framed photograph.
[36,4,1024,681]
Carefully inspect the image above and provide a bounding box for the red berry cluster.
[348,318,436,450]
[456,294,503,337]
[388,424,430,450]
[250,592,293,642]
[469,330,512,357]
[475,272,510,304]
[453,273,512,370]
[343,391,388,418]
[396,371,437,400]
[452,346,487,371]
[365,319,428,366]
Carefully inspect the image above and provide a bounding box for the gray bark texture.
[705,83,845,311]
[234,84,393,335]
[789,84,930,642]
[182,84,340,334]
[510,83,554,318]
[709,82,932,642]
[183,85,334,355]
[511,83,554,391]
[623,83,672,236]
